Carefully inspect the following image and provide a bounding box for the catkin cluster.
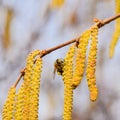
[109,0,120,58]
[60,25,99,120]
[2,50,43,120]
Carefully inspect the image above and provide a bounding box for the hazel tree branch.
[14,13,120,88]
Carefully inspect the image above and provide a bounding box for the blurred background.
[0,0,120,120]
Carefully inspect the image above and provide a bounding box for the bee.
[53,58,64,79]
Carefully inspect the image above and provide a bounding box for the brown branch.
[14,69,25,88]
[41,39,77,57]
[97,13,120,28]
[41,13,120,57]
[14,13,120,87]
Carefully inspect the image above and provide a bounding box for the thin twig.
[97,13,120,28]
[14,13,120,87]
[41,39,77,57]
[41,13,120,57]
[14,69,25,88]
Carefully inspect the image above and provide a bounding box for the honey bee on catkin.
[53,58,64,79]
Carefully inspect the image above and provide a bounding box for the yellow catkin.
[86,26,98,101]
[2,87,16,120]
[62,45,75,85]
[14,84,25,120]
[29,57,42,120]
[3,8,13,49]
[22,50,40,120]
[51,0,64,8]
[63,85,73,120]
[62,45,75,120]
[72,30,91,88]
[109,0,120,58]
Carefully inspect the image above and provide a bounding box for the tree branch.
[14,13,120,87]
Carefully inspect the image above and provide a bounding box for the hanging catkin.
[63,85,73,120]
[109,0,120,58]
[3,8,13,49]
[29,57,42,120]
[86,26,98,101]
[14,84,25,120]
[62,45,75,120]
[2,87,16,120]
[72,30,91,88]
[22,50,40,119]
[62,45,75,84]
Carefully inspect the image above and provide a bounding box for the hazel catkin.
[109,0,120,58]
[2,87,16,120]
[62,45,75,120]
[86,26,98,101]
[63,85,73,120]
[62,45,76,85]
[3,8,13,49]
[29,57,43,120]
[14,84,25,120]
[72,30,91,88]
[22,50,40,119]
